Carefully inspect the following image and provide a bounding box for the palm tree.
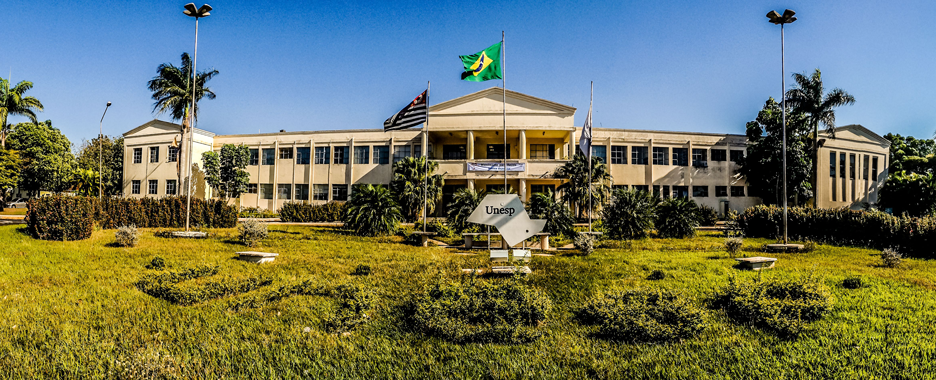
[527,189,575,237]
[601,188,659,240]
[146,52,218,126]
[446,187,485,233]
[554,153,611,219]
[0,77,44,149]
[784,69,855,207]
[343,184,402,237]
[390,156,444,222]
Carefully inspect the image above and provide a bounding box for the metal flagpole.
[185,15,199,232]
[423,81,430,233]
[587,81,593,233]
[781,22,788,245]
[502,31,507,192]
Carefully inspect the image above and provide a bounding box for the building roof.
[123,119,216,138]
[831,124,891,146]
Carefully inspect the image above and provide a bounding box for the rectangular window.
[165,180,177,195]
[279,148,293,160]
[249,149,259,165]
[830,151,836,177]
[131,180,141,194]
[295,184,309,201]
[672,186,689,198]
[693,186,709,197]
[633,185,649,192]
[373,146,390,165]
[312,184,329,200]
[715,186,728,197]
[839,153,846,178]
[592,146,607,164]
[296,147,311,165]
[442,144,467,160]
[850,154,856,179]
[612,185,629,192]
[133,148,142,164]
[711,149,727,162]
[333,146,349,164]
[530,184,555,195]
[486,144,509,160]
[394,145,412,163]
[731,186,745,197]
[149,147,159,163]
[167,147,179,163]
[652,147,669,165]
[246,184,258,194]
[611,146,627,164]
[148,180,158,195]
[692,149,707,167]
[653,185,671,198]
[729,150,744,163]
[872,157,879,180]
[277,184,292,200]
[260,184,274,200]
[262,149,276,165]
[332,184,349,201]
[672,148,689,166]
[353,146,370,164]
[314,147,330,164]
[863,155,870,180]
[631,147,649,165]
[529,144,555,160]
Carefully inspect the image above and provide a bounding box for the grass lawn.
[0,224,934,379]
[0,208,27,216]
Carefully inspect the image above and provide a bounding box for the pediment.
[828,124,890,146]
[429,87,576,116]
[123,119,216,138]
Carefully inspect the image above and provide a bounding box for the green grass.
[0,225,934,379]
[0,208,26,216]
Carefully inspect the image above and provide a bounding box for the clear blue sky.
[4,0,935,147]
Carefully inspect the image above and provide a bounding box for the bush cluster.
[697,205,719,226]
[25,195,95,241]
[232,280,375,332]
[135,266,272,306]
[656,197,701,238]
[145,257,166,270]
[724,237,743,255]
[842,276,863,289]
[94,196,237,229]
[409,277,552,344]
[238,219,268,247]
[881,248,902,268]
[414,219,457,239]
[238,207,278,219]
[710,276,833,338]
[575,289,706,342]
[574,233,596,255]
[114,225,140,247]
[602,189,658,240]
[739,205,936,259]
[279,201,347,222]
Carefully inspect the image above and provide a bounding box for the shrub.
[278,201,347,222]
[725,237,743,255]
[231,280,376,332]
[351,264,371,276]
[114,225,140,247]
[25,195,95,241]
[842,276,863,289]
[710,275,833,338]
[697,205,718,226]
[145,257,166,270]
[574,233,596,255]
[93,196,237,229]
[656,197,701,238]
[527,190,575,238]
[647,270,666,280]
[238,219,268,247]
[238,207,278,219]
[343,184,402,237]
[602,189,658,240]
[135,266,272,306]
[409,276,552,344]
[576,289,706,343]
[414,219,457,239]
[881,248,902,268]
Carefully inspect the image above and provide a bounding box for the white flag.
[579,106,592,158]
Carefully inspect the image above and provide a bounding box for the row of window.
[598,146,743,166]
[245,183,348,201]
[829,152,879,180]
[131,147,179,164]
[130,180,177,195]
[248,146,409,166]
[611,184,747,198]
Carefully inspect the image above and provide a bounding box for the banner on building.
[467,162,525,172]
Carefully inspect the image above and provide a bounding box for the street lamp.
[98,101,112,199]
[183,3,211,232]
[767,9,796,245]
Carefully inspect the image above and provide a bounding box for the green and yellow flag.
[460,42,502,82]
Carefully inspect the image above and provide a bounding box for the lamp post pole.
[767,9,796,245]
[98,101,111,199]
[183,3,212,232]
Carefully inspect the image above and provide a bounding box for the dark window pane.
[693,186,708,197]
[249,149,259,165]
[672,148,689,166]
[443,145,467,160]
[354,146,370,164]
[692,149,707,167]
[652,147,669,165]
[631,147,648,165]
[730,186,745,197]
[611,146,627,164]
[711,149,727,162]
[374,146,390,165]
[262,149,275,165]
[729,150,744,163]
[296,147,311,165]
[715,186,728,197]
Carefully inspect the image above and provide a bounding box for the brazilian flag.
[460,42,502,82]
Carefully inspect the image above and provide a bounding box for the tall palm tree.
[0,77,44,149]
[446,187,485,233]
[146,52,218,126]
[784,69,855,207]
[554,153,611,219]
[390,156,444,222]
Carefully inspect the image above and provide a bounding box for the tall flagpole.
[423,81,430,233]
[502,31,507,192]
[587,81,593,233]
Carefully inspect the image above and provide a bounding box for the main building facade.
[122,88,890,215]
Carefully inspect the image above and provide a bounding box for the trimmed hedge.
[739,205,936,259]
[279,201,347,222]
[710,276,833,338]
[576,289,707,342]
[25,195,95,241]
[94,196,237,229]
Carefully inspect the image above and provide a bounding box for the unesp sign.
[466,194,546,247]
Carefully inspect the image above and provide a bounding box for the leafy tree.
[344,184,402,236]
[655,197,700,238]
[147,52,218,125]
[390,156,444,222]
[878,171,936,217]
[73,168,99,197]
[446,187,485,233]
[738,98,812,205]
[76,136,124,196]
[555,153,611,219]
[527,189,575,238]
[884,133,936,174]
[202,144,250,200]
[0,77,44,149]
[6,121,76,195]
[0,149,21,205]
[784,69,855,206]
[601,188,659,240]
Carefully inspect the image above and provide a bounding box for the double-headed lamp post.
[183,3,211,232]
[99,101,112,199]
[767,9,796,245]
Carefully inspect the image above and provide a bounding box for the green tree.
[390,156,444,222]
[655,197,700,238]
[784,69,856,206]
[73,168,99,197]
[527,189,575,238]
[202,144,250,200]
[738,98,813,205]
[446,187,485,233]
[884,133,936,174]
[76,136,124,196]
[555,153,611,219]
[0,149,21,205]
[344,184,402,236]
[0,77,44,149]
[878,171,936,217]
[601,188,659,240]
[7,121,76,195]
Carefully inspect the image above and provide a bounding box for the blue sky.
[4,0,935,147]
